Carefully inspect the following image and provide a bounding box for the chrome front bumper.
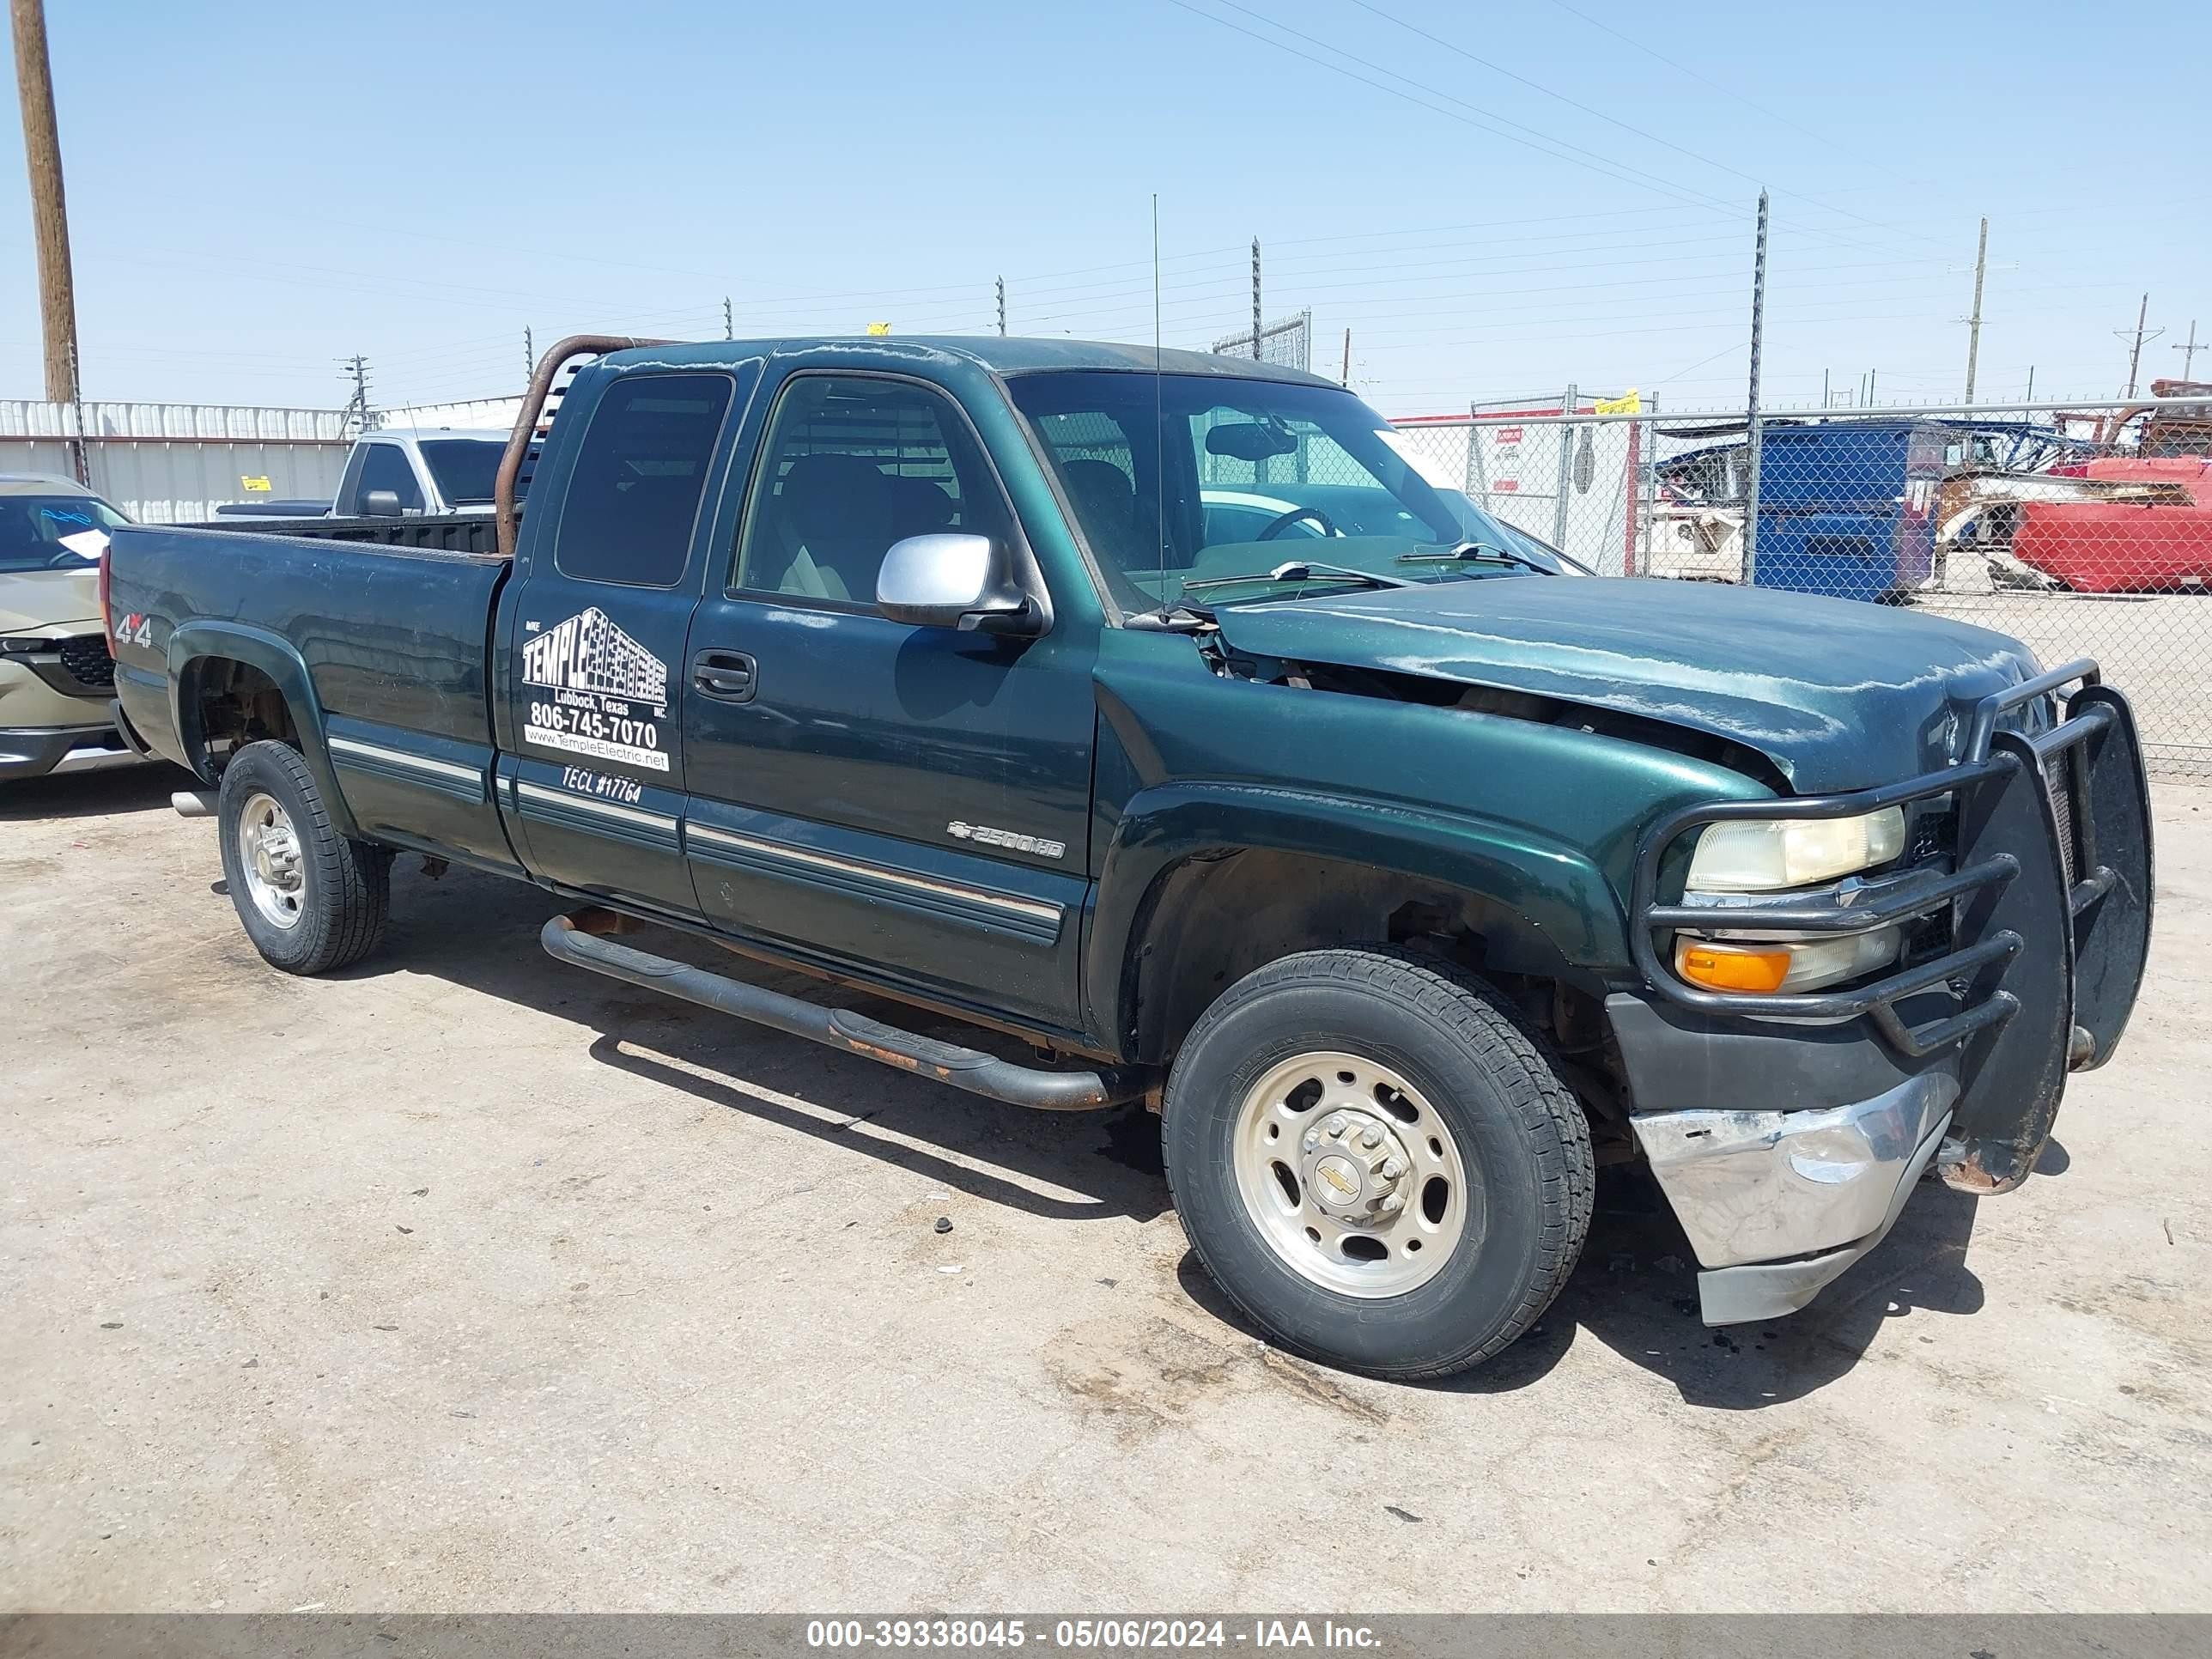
[1632,1072,1956,1326]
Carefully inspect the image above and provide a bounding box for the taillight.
[98,546,113,640]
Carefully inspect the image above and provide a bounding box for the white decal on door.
[947,821,1066,860]
[520,606,672,772]
[559,765,645,805]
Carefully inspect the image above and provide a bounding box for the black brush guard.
[1630,659,2154,1194]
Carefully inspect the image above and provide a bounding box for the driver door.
[679,368,1097,1036]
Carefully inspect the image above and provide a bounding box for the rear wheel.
[216,739,390,975]
[1163,949,1593,1379]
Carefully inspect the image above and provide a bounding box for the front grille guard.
[1629,658,2146,1064]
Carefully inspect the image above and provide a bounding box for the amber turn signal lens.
[1675,939,1792,994]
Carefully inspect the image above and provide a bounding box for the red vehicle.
[2013,382,2212,592]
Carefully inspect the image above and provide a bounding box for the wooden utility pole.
[2118,293,2161,398]
[1340,327,1351,387]
[1963,216,1988,404]
[10,0,79,404]
[2173,319,2203,380]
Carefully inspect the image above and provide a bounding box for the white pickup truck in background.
[329,428,512,518]
[211,428,515,521]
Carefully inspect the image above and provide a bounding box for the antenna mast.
[1154,197,1168,611]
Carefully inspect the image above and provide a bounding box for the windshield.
[1432,489,1593,575]
[1008,371,1484,610]
[0,493,129,574]
[416,438,515,506]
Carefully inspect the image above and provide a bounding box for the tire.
[216,739,391,975]
[1162,948,1594,1380]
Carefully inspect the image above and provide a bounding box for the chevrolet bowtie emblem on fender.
[947,822,1067,860]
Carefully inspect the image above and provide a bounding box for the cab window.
[733,375,1012,606]
[553,373,735,586]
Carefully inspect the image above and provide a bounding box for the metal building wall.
[375,396,522,433]
[0,400,354,523]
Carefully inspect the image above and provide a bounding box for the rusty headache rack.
[1630,659,2154,1194]
[493,333,675,562]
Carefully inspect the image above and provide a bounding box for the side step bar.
[541,912,1153,1112]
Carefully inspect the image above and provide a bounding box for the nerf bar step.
[541,910,1151,1112]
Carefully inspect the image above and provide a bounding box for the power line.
[1536,0,1915,186]
[1347,0,1970,258]
[1162,0,1753,221]
[1345,0,1765,189]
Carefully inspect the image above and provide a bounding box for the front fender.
[1081,780,1628,1053]
[167,620,356,838]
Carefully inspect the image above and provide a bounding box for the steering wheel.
[45,546,94,569]
[1255,505,1336,541]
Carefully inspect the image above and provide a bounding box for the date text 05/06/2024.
[804,1620,1382,1651]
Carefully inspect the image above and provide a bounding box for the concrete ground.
[1916,587,2212,781]
[3,768,2209,1613]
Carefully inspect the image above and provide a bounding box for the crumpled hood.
[0,567,100,635]
[1212,576,2042,792]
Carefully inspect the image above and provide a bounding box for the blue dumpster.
[1753,420,1944,603]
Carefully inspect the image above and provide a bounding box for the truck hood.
[0,567,100,635]
[1211,576,2042,793]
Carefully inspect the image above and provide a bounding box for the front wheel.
[1162,949,1593,1379]
[216,739,391,975]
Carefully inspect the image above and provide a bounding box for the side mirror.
[876,533,1043,636]
[361,489,404,518]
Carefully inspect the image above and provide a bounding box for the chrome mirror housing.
[875,534,1042,635]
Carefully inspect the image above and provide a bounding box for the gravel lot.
[4,767,2209,1613]
[1916,587,2212,781]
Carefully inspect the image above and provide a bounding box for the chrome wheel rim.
[1231,1050,1469,1297]
[236,791,306,930]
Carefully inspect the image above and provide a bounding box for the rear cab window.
[554,374,736,586]
[416,439,510,507]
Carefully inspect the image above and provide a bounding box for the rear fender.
[167,620,356,837]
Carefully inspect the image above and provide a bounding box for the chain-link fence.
[1212,309,1315,371]
[1385,391,2212,780]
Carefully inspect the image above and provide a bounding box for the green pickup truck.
[103,335,2154,1379]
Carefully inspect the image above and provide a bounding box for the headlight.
[1686,806,1905,893]
[0,635,52,654]
[1675,926,1902,994]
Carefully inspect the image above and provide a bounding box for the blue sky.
[2,0,2203,416]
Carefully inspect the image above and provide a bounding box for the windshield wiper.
[1127,600,1218,633]
[1397,540,1551,574]
[1182,558,1417,595]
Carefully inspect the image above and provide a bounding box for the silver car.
[0,473,144,781]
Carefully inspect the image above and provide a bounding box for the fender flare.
[166,619,357,838]
[1081,780,1630,1056]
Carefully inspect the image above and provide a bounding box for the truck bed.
[108,524,509,756]
[186,513,503,557]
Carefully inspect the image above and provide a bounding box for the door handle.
[692,649,757,702]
